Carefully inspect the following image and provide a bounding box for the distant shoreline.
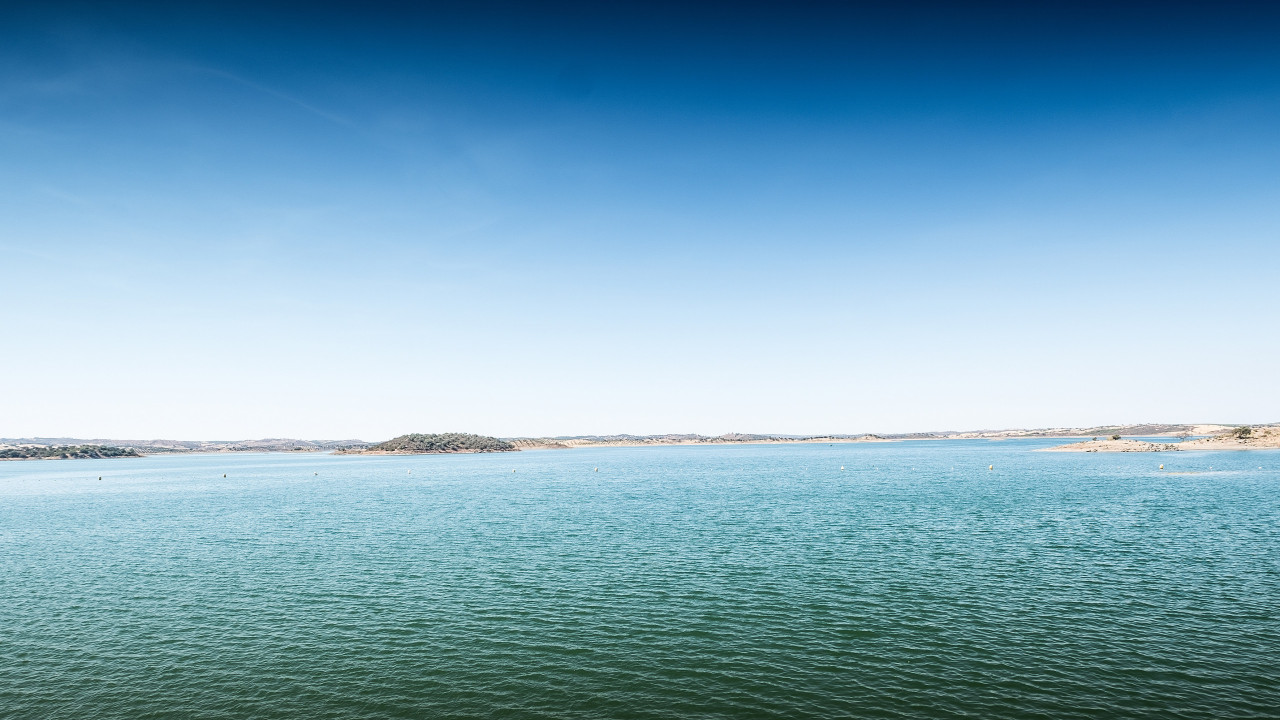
[507,434,892,450]
[4,423,1277,459]
[1042,427,1280,453]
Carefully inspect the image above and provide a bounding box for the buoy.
[593,467,598,472]
[989,465,993,470]
[840,465,844,471]
[223,474,226,478]
[1159,464,1164,470]
[98,476,102,481]
[512,469,516,473]
[314,472,317,476]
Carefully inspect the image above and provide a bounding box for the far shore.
[507,435,892,450]
[1043,426,1280,453]
[5,423,1278,459]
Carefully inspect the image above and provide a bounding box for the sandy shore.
[1040,439,1183,453]
[1044,426,1280,452]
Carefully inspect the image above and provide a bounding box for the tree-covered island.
[339,433,517,454]
[0,445,141,460]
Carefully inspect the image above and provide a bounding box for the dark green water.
[2,441,1277,719]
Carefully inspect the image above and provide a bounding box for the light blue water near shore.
[2,441,1278,719]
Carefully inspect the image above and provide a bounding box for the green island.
[0,445,141,460]
[341,433,517,455]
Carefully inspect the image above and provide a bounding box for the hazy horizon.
[4,2,1280,439]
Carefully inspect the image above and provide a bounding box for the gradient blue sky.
[3,1,1279,439]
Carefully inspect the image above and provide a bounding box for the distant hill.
[883,423,1230,440]
[6,423,1272,458]
[509,433,888,449]
[0,445,141,460]
[348,433,517,454]
[0,437,369,454]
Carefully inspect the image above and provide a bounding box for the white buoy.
[989,465,993,470]
[593,467,598,472]
[840,465,844,471]
[1159,464,1164,470]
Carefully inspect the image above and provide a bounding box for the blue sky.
[3,2,1279,439]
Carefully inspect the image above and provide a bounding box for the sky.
[2,1,1279,440]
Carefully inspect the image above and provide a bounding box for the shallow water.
[2,441,1277,719]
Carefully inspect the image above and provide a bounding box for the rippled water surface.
[2,441,1278,719]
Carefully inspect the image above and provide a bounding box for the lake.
[2,441,1277,718]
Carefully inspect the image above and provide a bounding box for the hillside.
[893,423,1228,440]
[346,433,517,454]
[509,433,889,449]
[0,437,369,454]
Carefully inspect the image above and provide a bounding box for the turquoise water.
[2,441,1277,719]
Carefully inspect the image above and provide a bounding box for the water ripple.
[1,443,1277,718]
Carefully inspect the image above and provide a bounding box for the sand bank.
[1044,426,1280,452]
